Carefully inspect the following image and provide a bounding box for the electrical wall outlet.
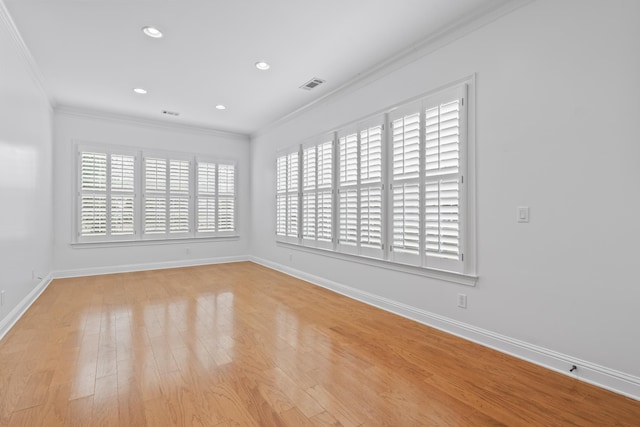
[457,293,467,309]
[1,290,5,307]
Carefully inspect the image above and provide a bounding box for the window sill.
[277,241,477,287]
[71,235,240,249]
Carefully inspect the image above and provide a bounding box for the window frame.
[274,77,477,285]
[74,143,239,245]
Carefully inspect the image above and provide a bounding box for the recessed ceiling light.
[142,26,163,38]
[133,88,147,94]
[215,104,227,110]
[255,61,270,71]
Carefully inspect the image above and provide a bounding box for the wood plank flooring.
[0,262,638,426]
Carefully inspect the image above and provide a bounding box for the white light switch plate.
[517,206,529,223]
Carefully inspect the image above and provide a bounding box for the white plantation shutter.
[338,189,358,245]
[273,81,471,276]
[301,139,333,247]
[110,155,135,235]
[338,133,358,250]
[302,146,317,240]
[197,162,216,232]
[80,194,107,236]
[316,141,333,243]
[423,91,465,269]
[359,125,383,255]
[392,183,420,253]
[144,158,167,234]
[217,164,236,232]
[287,152,299,238]
[336,122,384,257]
[390,109,421,265]
[78,150,137,240]
[80,152,107,236]
[78,146,239,243]
[169,160,190,233]
[276,150,300,242]
[276,156,287,237]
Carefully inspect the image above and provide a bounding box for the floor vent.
[300,78,326,91]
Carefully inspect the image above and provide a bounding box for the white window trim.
[274,76,477,286]
[73,142,239,245]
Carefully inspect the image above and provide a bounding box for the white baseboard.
[0,274,53,341]
[54,255,250,278]
[249,256,640,401]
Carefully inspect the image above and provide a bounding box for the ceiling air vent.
[300,77,326,91]
[162,110,180,116]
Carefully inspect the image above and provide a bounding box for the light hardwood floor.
[0,262,638,426]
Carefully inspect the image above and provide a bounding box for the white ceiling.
[5,0,512,135]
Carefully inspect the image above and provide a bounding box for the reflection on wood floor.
[0,262,638,426]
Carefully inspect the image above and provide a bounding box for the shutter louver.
[393,114,420,180]
[197,162,216,232]
[287,152,299,238]
[360,186,382,248]
[359,126,383,250]
[301,141,333,244]
[339,190,357,245]
[80,152,107,236]
[302,147,317,239]
[392,183,420,254]
[110,155,135,235]
[317,191,332,242]
[81,152,107,191]
[424,98,462,260]
[169,160,190,233]
[111,196,134,235]
[339,133,358,185]
[302,192,316,239]
[425,178,460,259]
[80,195,107,236]
[144,158,167,234]
[317,142,333,243]
[217,164,235,232]
[425,101,460,176]
[276,156,287,236]
[111,155,134,191]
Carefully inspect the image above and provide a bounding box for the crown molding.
[0,0,54,110]
[251,0,533,139]
[55,104,250,141]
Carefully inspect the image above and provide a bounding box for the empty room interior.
[1,0,639,425]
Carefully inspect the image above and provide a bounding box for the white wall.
[250,0,640,394]
[53,110,251,274]
[0,7,53,332]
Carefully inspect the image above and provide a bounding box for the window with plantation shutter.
[76,145,239,244]
[144,158,168,234]
[169,160,190,233]
[80,152,107,236]
[110,155,135,235]
[217,163,236,232]
[423,94,464,271]
[390,110,421,265]
[78,149,136,241]
[301,139,333,248]
[142,157,192,237]
[337,120,384,258]
[275,80,473,280]
[197,162,216,232]
[389,85,467,271]
[196,161,236,235]
[276,150,300,243]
